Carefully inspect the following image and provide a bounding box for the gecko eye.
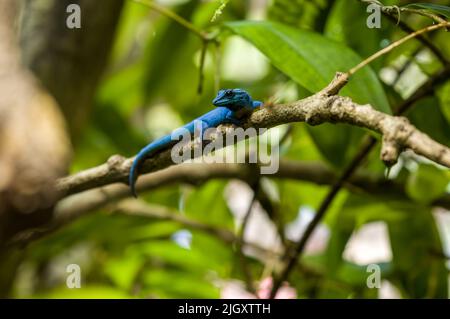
[225,90,233,97]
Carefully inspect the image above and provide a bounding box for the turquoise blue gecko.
[129,89,263,197]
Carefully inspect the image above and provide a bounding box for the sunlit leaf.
[225,21,390,166]
[406,164,449,204]
[406,97,450,148]
[388,205,448,298]
[184,181,234,228]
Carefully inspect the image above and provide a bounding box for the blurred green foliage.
[9,0,450,299]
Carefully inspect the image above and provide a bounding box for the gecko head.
[212,88,253,111]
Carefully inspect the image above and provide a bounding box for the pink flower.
[257,277,297,299]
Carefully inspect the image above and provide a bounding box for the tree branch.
[116,199,236,244]
[268,65,450,298]
[56,79,450,198]
[11,157,450,248]
[383,14,449,66]
[348,22,450,75]
[268,15,450,295]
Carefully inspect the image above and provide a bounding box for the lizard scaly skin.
[129,89,262,197]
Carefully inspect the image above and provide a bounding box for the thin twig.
[133,0,219,96]
[269,64,450,297]
[383,14,449,66]
[116,199,236,242]
[269,24,450,296]
[394,66,450,115]
[269,136,376,298]
[54,11,450,200]
[11,151,450,248]
[18,12,450,257]
[56,76,450,196]
[348,22,450,75]
[392,47,421,87]
[114,199,355,289]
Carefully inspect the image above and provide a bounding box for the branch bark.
[9,158,450,247]
[56,76,450,197]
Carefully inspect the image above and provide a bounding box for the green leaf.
[284,125,326,162]
[406,164,449,204]
[184,181,234,228]
[142,269,219,298]
[325,194,403,275]
[302,254,393,292]
[325,194,448,297]
[225,21,390,167]
[225,21,390,112]
[406,96,450,146]
[336,261,392,289]
[325,0,383,66]
[268,0,330,30]
[306,123,355,167]
[276,179,348,224]
[277,181,312,222]
[405,3,450,19]
[325,220,354,275]
[103,254,143,291]
[387,206,448,298]
[437,80,450,125]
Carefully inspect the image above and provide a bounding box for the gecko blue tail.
[129,89,260,197]
[129,159,140,198]
[129,134,175,197]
